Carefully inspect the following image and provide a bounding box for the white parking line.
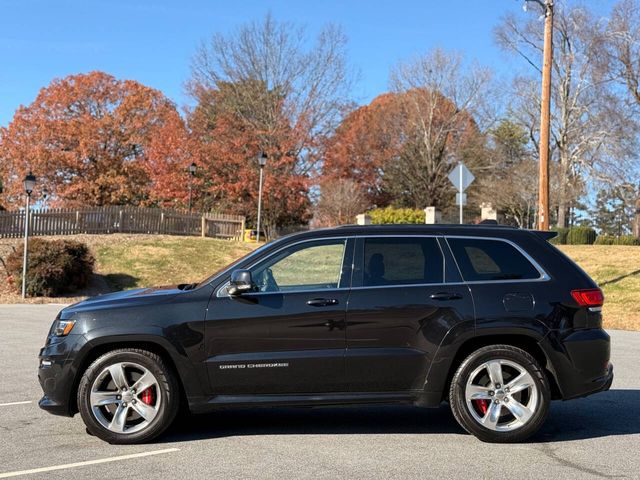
[0,401,31,407]
[0,448,180,478]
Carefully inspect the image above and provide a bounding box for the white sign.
[456,193,467,206]
[448,163,475,192]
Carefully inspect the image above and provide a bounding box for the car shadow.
[100,273,140,291]
[159,389,640,444]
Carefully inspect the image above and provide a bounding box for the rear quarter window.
[447,237,541,282]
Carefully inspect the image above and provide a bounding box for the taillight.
[571,288,604,307]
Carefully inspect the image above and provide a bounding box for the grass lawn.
[558,245,640,331]
[0,235,638,330]
[91,235,255,290]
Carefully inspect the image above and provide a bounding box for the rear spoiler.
[533,230,557,241]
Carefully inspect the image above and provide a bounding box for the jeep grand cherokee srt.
[38,224,613,443]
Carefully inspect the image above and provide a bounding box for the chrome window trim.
[443,235,550,284]
[215,232,550,297]
[216,236,353,298]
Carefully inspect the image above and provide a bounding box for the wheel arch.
[443,334,562,401]
[69,338,189,415]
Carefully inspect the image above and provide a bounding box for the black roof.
[277,223,550,243]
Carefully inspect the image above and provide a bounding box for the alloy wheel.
[89,361,161,434]
[464,359,539,432]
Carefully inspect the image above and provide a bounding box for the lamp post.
[256,152,267,243]
[188,162,197,214]
[22,171,36,299]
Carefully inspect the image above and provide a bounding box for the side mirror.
[227,269,254,296]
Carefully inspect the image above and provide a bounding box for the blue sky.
[0,0,619,126]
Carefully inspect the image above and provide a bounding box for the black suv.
[38,224,613,443]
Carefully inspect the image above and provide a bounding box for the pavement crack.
[537,444,627,479]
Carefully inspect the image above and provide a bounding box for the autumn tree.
[323,50,491,211]
[187,82,311,237]
[0,71,188,208]
[321,93,402,207]
[315,179,369,227]
[188,13,352,174]
[185,14,352,233]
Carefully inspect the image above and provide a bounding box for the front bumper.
[38,334,85,417]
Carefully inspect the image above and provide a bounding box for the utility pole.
[537,0,554,230]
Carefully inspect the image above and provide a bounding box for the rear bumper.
[542,328,613,400]
[563,362,613,400]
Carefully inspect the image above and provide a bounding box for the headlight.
[53,319,76,336]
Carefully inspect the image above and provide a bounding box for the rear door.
[345,235,474,393]
[444,236,550,331]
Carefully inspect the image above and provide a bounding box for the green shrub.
[5,238,95,296]
[369,206,424,224]
[595,235,615,245]
[566,227,597,245]
[595,235,639,245]
[550,227,570,245]
[616,235,640,245]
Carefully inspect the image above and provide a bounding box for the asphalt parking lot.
[0,304,639,479]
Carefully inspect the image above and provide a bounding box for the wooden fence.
[0,206,245,240]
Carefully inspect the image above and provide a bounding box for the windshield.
[195,242,271,288]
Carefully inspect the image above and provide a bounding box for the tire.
[77,348,180,444]
[449,344,550,443]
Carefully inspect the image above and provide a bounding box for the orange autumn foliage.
[0,71,188,208]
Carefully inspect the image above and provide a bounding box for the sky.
[0,0,620,127]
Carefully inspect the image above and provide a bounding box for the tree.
[323,50,491,211]
[187,84,312,236]
[0,71,187,208]
[496,5,639,227]
[591,184,638,235]
[605,0,640,110]
[478,120,538,228]
[387,50,492,209]
[315,179,369,227]
[321,93,402,207]
[188,13,352,175]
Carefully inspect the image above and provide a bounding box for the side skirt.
[188,391,438,413]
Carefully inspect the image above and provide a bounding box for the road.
[0,304,638,479]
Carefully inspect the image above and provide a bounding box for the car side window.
[363,237,444,287]
[251,239,347,293]
[447,238,541,281]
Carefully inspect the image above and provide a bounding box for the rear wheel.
[449,345,550,443]
[78,348,179,444]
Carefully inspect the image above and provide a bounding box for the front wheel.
[449,345,550,443]
[77,348,179,444]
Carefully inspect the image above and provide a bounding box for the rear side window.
[447,238,541,282]
[363,237,443,286]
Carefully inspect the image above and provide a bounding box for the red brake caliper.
[140,387,155,406]
[474,399,489,415]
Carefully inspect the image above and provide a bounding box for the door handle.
[430,292,463,301]
[307,298,339,307]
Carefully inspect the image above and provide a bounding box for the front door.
[345,236,474,392]
[205,237,353,395]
